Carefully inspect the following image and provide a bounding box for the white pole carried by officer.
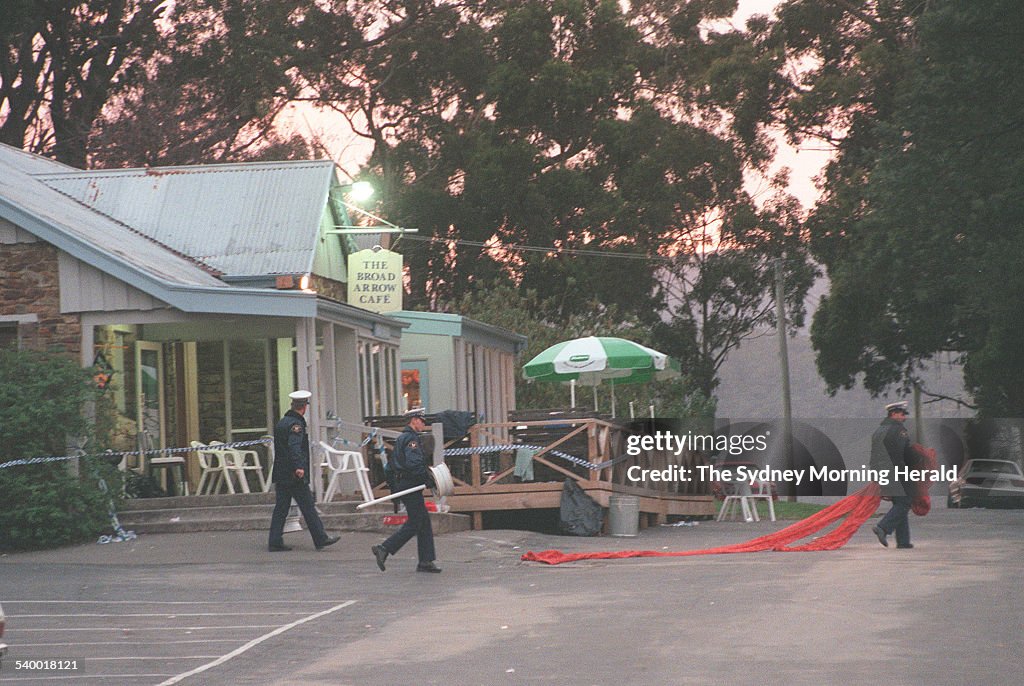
[371,407,442,573]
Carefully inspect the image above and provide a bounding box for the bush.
[0,349,123,551]
[0,458,124,551]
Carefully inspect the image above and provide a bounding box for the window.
[358,338,400,418]
[0,315,38,350]
[0,323,17,350]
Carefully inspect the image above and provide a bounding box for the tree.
[0,0,168,166]
[655,191,815,397]
[807,0,1024,416]
[2,0,428,167]
[325,0,813,403]
[455,283,714,418]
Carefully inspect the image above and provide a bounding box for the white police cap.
[289,390,312,404]
[404,406,426,418]
[885,401,908,414]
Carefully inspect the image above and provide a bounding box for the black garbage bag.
[559,478,603,536]
[433,410,477,441]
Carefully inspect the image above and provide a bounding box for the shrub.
[0,349,122,551]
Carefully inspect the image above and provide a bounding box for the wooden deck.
[349,412,716,531]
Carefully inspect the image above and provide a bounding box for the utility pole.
[913,382,923,444]
[774,259,796,502]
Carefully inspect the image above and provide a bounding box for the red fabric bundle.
[909,444,938,516]
[521,483,882,566]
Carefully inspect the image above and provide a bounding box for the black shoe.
[315,535,340,551]
[416,561,442,573]
[896,543,914,549]
[268,543,293,552]
[872,525,889,548]
[372,544,389,571]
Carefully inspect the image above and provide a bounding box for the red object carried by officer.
[909,444,938,515]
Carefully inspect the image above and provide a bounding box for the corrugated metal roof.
[0,145,225,288]
[35,159,337,277]
[0,143,319,316]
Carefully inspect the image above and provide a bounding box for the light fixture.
[349,180,375,203]
[299,273,311,290]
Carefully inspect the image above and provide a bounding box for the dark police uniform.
[870,413,914,547]
[268,408,331,549]
[378,422,436,565]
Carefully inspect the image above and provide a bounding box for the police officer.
[371,407,441,573]
[268,390,339,552]
[870,401,915,549]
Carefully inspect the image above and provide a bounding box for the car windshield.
[969,460,1023,475]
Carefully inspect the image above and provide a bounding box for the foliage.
[654,193,816,396]
[0,0,167,166]
[454,283,714,419]
[2,0,816,408]
[0,349,122,550]
[792,0,1024,416]
[1,0,427,166]
[336,1,813,402]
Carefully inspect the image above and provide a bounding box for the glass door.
[135,341,166,449]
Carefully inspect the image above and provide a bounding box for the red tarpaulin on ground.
[521,483,883,566]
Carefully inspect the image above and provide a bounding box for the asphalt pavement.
[1,503,1022,685]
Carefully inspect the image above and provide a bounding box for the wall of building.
[0,235,82,355]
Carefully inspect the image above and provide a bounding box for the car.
[948,459,1024,509]
[0,600,7,666]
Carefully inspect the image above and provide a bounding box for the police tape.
[0,437,272,471]
[330,429,380,450]
[440,446,622,473]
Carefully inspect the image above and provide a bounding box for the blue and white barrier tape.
[0,437,272,471]
[443,444,609,471]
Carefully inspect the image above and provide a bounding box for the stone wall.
[0,242,82,354]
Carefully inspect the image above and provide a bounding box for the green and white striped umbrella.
[523,336,679,385]
[522,337,680,415]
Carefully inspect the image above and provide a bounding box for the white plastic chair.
[717,480,776,522]
[192,441,229,495]
[208,441,267,494]
[319,441,373,502]
[747,481,777,522]
[223,443,268,493]
[141,431,188,496]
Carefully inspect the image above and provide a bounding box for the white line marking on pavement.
[0,675,170,682]
[17,640,243,647]
[14,625,280,632]
[12,612,309,618]
[156,600,356,686]
[4,600,340,604]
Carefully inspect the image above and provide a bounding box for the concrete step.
[119,493,384,512]
[117,511,471,535]
[119,492,275,511]
[115,493,470,535]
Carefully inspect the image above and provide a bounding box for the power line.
[399,233,671,262]
[399,232,794,267]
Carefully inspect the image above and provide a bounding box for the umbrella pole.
[611,383,616,418]
[570,379,576,408]
[593,385,598,412]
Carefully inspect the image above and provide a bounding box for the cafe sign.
[347,248,403,313]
